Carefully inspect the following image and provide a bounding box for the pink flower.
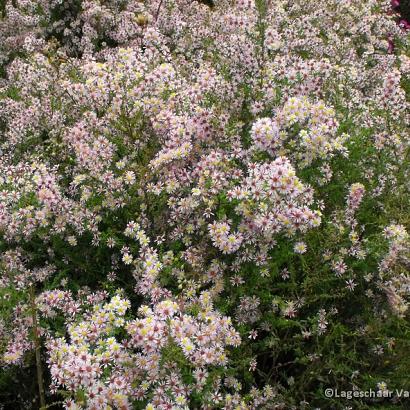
[248,329,258,340]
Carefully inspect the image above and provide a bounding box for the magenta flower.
[391,0,400,9]
[399,19,410,30]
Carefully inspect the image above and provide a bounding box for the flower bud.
[135,14,149,27]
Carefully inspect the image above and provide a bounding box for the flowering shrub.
[0,0,410,409]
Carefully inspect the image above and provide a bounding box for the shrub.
[0,0,409,409]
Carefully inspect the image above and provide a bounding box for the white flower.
[122,253,133,265]
[67,236,77,246]
[294,241,307,254]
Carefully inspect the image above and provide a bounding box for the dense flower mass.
[0,0,409,409]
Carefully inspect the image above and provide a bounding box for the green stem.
[30,286,46,409]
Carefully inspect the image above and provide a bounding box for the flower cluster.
[229,157,321,242]
[208,221,244,254]
[379,225,410,316]
[47,294,240,409]
[250,117,282,155]
[47,295,133,409]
